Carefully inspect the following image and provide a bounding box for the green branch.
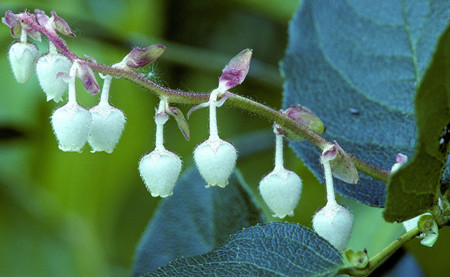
[338,227,420,276]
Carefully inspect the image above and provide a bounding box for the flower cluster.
[2,9,255,199]
[140,49,252,195]
[4,9,359,252]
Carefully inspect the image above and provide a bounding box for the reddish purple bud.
[2,12,40,40]
[396,153,408,164]
[322,144,338,163]
[51,11,75,37]
[77,63,99,94]
[321,142,359,184]
[35,9,49,26]
[278,105,325,140]
[124,45,166,68]
[166,106,190,141]
[2,11,21,38]
[219,48,252,90]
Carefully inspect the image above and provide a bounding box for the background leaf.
[282,0,450,206]
[132,167,265,276]
[384,27,450,222]
[143,222,343,277]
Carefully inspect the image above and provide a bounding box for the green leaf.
[132,167,265,276]
[384,27,450,222]
[143,223,343,277]
[282,0,450,206]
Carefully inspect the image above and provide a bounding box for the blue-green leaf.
[132,168,265,276]
[282,0,450,206]
[143,223,343,277]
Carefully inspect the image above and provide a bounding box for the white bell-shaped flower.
[139,149,182,198]
[258,127,302,218]
[8,41,39,84]
[194,137,237,188]
[51,102,92,152]
[36,52,72,102]
[88,103,126,153]
[312,202,354,251]
[259,169,302,218]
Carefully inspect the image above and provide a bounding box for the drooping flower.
[51,101,92,152]
[88,75,126,153]
[138,99,182,197]
[36,46,72,102]
[194,137,237,188]
[259,125,302,218]
[8,41,39,84]
[312,201,354,251]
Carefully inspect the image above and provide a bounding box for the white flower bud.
[8,41,39,84]
[36,53,72,102]
[51,102,92,152]
[88,103,126,153]
[259,169,302,218]
[312,202,353,251]
[139,149,182,198]
[194,138,237,188]
[391,153,408,174]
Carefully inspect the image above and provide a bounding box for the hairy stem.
[22,11,390,183]
[208,89,219,140]
[154,99,167,151]
[322,158,336,204]
[274,132,284,171]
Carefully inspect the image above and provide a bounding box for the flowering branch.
[2,10,390,183]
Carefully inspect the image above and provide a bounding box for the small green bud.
[417,214,439,247]
[344,249,369,269]
[277,105,325,141]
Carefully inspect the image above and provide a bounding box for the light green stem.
[208,89,219,140]
[274,132,284,171]
[154,99,167,151]
[322,158,336,205]
[338,227,421,276]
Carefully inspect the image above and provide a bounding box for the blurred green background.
[0,0,449,276]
